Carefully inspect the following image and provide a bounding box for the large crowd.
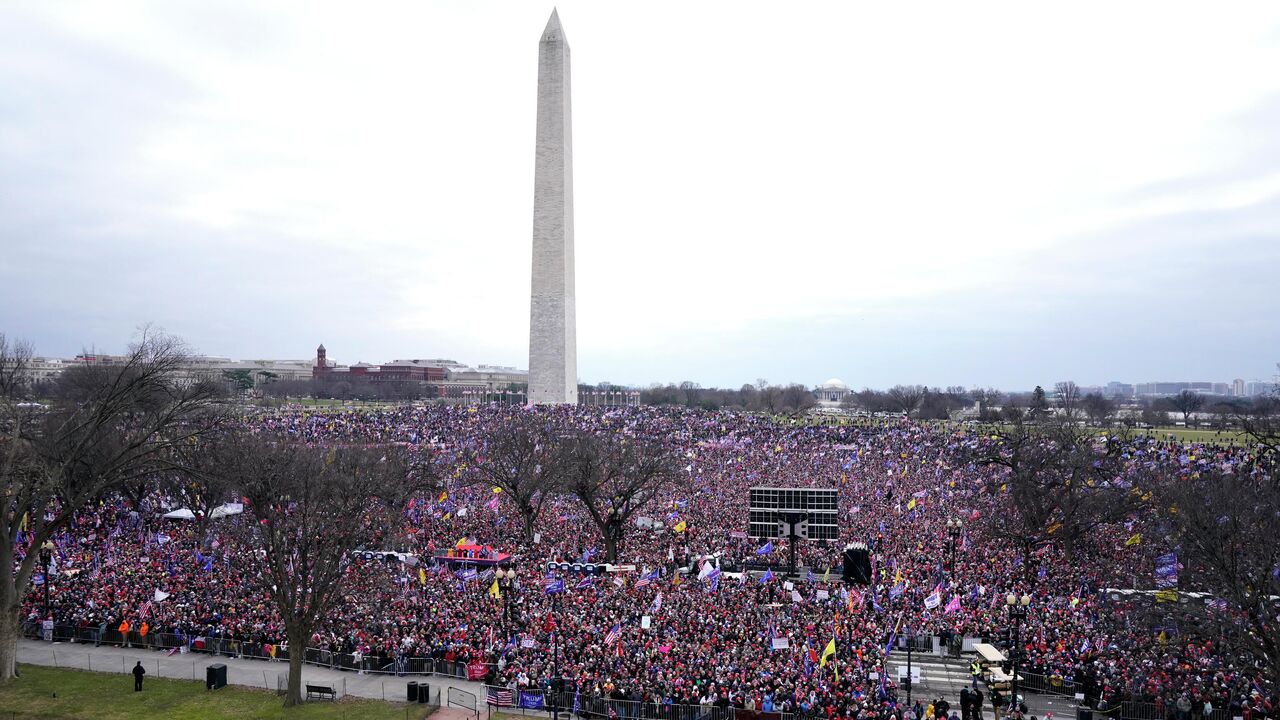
[17,405,1279,720]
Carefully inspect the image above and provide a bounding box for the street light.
[945,519,963,573]
[40,541,55,632]
[497,567,516,634]
[1005,593,1031,719]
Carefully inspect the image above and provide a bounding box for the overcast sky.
[3,1,1279,390]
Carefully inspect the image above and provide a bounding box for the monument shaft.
[528,10,578,405]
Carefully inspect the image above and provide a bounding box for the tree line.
[0,331,682,705]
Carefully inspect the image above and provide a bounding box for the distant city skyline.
[18,343,1279,396]
[3,2,1279,390]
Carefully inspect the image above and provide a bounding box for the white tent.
[210,502,243,519]
[162,508,196,520]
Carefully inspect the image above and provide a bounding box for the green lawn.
[0,664,432,720]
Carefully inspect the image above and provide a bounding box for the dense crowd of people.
[16,404,1279,720]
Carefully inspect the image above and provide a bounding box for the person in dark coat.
[961,687,973,720]
[132,661,146,692]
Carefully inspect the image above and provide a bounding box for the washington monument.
[527,9,578,405]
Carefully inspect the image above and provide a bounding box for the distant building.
[312,345,445,384]
[815,379,850,407]
[312,344,526,398]
[1246,379,1275,397]
[1233,378,1246,396]
[1104,382,1134,399]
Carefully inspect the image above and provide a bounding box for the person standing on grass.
[132,661,146,692]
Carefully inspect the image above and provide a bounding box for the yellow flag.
[1046,523,1062,535]
[438,490,448,503]
[418,568,426,585]
[894,568,902,585]
[493,487,503,494]
[489,579,501,599]
[907,499,916,511]
[1155,590,1178,603]
[1125,534,1141,547]
[673,521,687,533]
[820,637,836,667]
[455,537,468,548]
[822,567,830,583]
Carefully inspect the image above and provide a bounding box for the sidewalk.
[17,638,489,706]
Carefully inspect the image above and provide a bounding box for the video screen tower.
[748,487,839,577]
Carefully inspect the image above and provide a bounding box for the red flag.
[543,615,557,634]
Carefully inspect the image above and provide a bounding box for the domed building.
[816,378,850,406]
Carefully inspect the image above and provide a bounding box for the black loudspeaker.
[842,545,872,584]
[206,663,227,690]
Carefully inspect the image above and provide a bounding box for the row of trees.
[0,331,683,704]
[464,413,681,562]
[961,411,1280,688]
[641,381,816,413]
[0,332,421,703]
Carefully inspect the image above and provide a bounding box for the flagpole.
[552,592,560,720]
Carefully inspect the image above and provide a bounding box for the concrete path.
[19,639,1080,720]
[17,638,489,708]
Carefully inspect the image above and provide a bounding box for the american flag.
[608,706,618,719]
[635,569,659,588]
[603,624,620,645]
[486,687,514,707]
[137,601,152,619]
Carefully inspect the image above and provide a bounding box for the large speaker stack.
[842,543,872,584]
[206,663,227,690]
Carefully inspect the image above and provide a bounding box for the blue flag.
[756,541,774,556]
[519,692,544,709]
[543,578,565,594]
[759,569,774,584]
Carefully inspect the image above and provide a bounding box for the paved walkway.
[19,639,1079,720]
[17,638,489,708]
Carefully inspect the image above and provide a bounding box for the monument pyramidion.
[527,9,578,405]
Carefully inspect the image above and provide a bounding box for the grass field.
[0,664,432,720]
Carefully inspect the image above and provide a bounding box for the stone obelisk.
[528,9,578,405]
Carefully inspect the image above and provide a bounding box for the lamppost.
[1005,593,1030,719]
[904,628,915,706]
[40,541,54,629]
[549,592,562,720]
[945,519,963,575]
[497,567,516,635]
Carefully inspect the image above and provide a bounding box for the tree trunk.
[603,524,619,564]
[284,630,306,707]
[521,507,537,544]
[0,603,19,681]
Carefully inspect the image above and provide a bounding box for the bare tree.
[852,389,888,417]
[962,416,1142,566]
[1240,392,1280,457]
[1149,467,1280,689]
[224,435,410,706]
[0,330,222,679]
[464,413,567,543]
[885,385,925,417]
[1080,392,1116,427]
[1055,381,1081,421]
[779,384,817,415]
[1168,390,1205,428]
[562,431,680,563]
